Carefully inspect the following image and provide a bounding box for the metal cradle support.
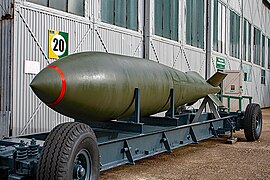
[121,140,135,165]
[189,127,198,144]
[134,88,140,124]
[160,132,172,152]
[168,88,175,119]
[192,96,221,123]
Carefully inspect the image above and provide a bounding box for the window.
[101,0,138,31]
[213,0,226,53]
[186,0,204,48]
[254,27,261,65]
[248,22,252,62]
[261,69,265,84]
[27,0,85,16]
[243,20,252,62]
[229,11,240,58]
[262,35,265,67]
[243,19,247,60]
[242,64,252,82]
[28,0,47,6]
[50,0,66,12]
[268,38,270,69]
[155,0,179,41]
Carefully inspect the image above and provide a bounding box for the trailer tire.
[244,103,262,141]
[36,122,99,180]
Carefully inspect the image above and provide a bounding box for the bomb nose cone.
[30,65,65,105]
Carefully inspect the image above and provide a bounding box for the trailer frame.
[0,93,260,179]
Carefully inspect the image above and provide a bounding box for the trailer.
[0,93,263,180]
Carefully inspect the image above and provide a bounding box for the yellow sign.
[48,30,68,59]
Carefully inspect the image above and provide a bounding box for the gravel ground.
[100,108,270,180]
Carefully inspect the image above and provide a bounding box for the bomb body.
[30,52,223,121]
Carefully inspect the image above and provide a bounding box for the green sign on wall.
[216,57,225,69]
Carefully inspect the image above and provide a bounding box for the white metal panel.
[251,66,262,104]
[95,24,143,57]
[12,4,96,135]
[149,40,206,77]
[243,0,253,22]
[227,0,242,14]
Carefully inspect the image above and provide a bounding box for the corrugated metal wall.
[1,0,13,138]
[11,1,144,136]
[6,0,270,136]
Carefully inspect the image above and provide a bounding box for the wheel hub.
[256,116,261,132]
[73,149,91,180]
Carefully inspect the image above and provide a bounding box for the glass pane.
[163,0,171,38]
[101,0,114,24]
[229,11,233,57]
[268,39,270,69]
[257,30,261,65]
[197,0,204,48]
[191,0,197,47]
[262,35,265,67]
[49,0,67,11]
[68,0,84,16]
[248,23,252,62]
[115,0,126,28]
[221,5,226,53]
[171,0,179,41]
[254,28,261,65]
[155,0,163,36]
[261,69,265,84]
[186,0,192,45]
[232,13,236,57]
[243,20,247,60]
[127,0,138,30]
[213,0,218,51]
[28,0,48,6]
[236,15,240,58]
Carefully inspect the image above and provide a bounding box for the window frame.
[262,34,266,67]
[101,0,139,31]
[186,0,205,49]
[27,0,85,17]
[268,38,270,69]
[229,10,240,59]
[261,69,266,85]
[253,27,261,65]
[213,0,226,53]
[154,0,179,41]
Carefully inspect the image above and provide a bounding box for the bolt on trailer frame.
[0,90,263,179]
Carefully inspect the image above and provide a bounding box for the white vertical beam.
[206,0,212,79]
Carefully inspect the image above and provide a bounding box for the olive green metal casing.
[30,52,220,122]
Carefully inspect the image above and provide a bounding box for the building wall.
[0,0,13,138]
[1,0,270,136]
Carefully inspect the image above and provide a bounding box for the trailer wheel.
[37,122,99,180]
[244,103,262,141]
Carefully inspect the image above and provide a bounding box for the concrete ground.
[100,108,270,180]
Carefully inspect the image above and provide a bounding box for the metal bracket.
[189,127,198,144]
[192,96,221,123]
[160,132,172,152]
[134,88,140,124]
[209,122,218,137]
[125,88,141,124]
[168,88,175,118]
[121,140,134,165]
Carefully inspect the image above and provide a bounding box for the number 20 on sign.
[48,30,69,59]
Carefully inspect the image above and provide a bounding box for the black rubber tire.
[36,122,100,180]
[243,103,262,141]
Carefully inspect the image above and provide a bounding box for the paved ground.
[100,108,270,180]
